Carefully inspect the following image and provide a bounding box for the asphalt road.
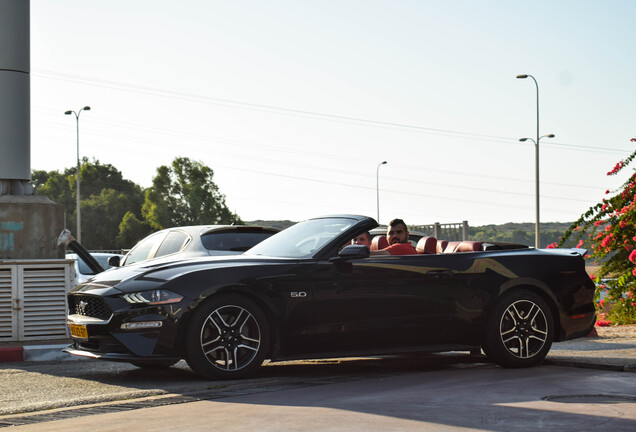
[2,354,636,431]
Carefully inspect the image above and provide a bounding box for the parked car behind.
[111,225,280,267]
[66,252,124,287]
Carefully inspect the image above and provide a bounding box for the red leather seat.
[416,236,437,254]
[454,241,483,252]
[436,240,448,254]
[442,241,461,253]
[371,235,389,251]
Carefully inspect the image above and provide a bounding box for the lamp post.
[516,74,544,248]
[519,134,555,248]
[376,161,387,222]
[64,106,91,244]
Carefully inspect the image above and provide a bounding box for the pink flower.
[605,189,610,194]
[599,299,605,308]
[601,234,613,247]
[546,242,558,249]
[576,240,584,248]
[620,220,628,228]
[607,160,624,176]
[629,250,636,263]
[590,274,596,280]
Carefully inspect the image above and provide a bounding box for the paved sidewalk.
[2,325,635,370]
[545,324,636,372]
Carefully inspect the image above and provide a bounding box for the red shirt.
[383,242,417,255]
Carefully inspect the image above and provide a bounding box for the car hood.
[71,254,300,294]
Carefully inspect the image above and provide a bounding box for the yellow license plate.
[69,324,88,339]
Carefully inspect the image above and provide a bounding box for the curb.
[544,358,636,372]
[0,344,80,363]
[0,346,23,362]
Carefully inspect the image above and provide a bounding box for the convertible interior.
[370,235,529,254]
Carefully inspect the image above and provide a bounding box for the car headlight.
[122,290,183,305]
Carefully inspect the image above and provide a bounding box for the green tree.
[32,159,145,249]
[117,211,153,249]
[142,157,241,229]
[559,138,636,324]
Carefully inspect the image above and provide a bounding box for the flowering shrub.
[559,138,636,325]
[595,313,612,327]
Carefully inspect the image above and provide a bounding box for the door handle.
[427,270,454,279]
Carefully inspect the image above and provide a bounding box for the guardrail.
[411,221,470,241]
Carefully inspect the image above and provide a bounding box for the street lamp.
[519,134,555,248]
[376,161,387,222]
[65,106,91,244]
[516,74,544,248]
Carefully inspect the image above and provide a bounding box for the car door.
[305,253,460,353]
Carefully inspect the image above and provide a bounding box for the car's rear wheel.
[482,289,553,368]
[185,293,270,379]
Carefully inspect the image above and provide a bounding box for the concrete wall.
[0,196,65,259]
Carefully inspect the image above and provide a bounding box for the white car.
[66,252,124,287]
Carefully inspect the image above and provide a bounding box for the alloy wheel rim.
[200,304,261,371]
[499,299,548,359]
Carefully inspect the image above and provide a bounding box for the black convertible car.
[65,215,596,379]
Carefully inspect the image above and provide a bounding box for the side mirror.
[107,255,121,267]
[337,244,370,260]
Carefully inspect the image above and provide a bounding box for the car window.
[201,232,274,252]
[123,232,164,266]
[154,231,190,258]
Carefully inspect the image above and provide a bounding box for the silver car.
[113,225,280,267]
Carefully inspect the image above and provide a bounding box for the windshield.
[245,217,357,258]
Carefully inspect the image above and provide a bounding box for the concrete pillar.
[462,220,469,240]
[0,0,31,193]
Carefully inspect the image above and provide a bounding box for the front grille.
[68,295,112,320]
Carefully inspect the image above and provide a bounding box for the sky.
[26,0,636,226]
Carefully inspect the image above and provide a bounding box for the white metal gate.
[0,260,73,342]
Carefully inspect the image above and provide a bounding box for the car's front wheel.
[185,293,270,379]
[482,289,554,368]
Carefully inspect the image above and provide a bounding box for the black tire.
[184,293,270,379]
[482,289,554,368]
[130,360,178,370]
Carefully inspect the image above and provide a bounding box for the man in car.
[371,218,417,255]
[351,231,372,248]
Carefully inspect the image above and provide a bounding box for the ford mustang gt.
[65,215,596,379]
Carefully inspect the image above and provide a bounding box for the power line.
[33,106,611,193]
[32,69,630,155]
